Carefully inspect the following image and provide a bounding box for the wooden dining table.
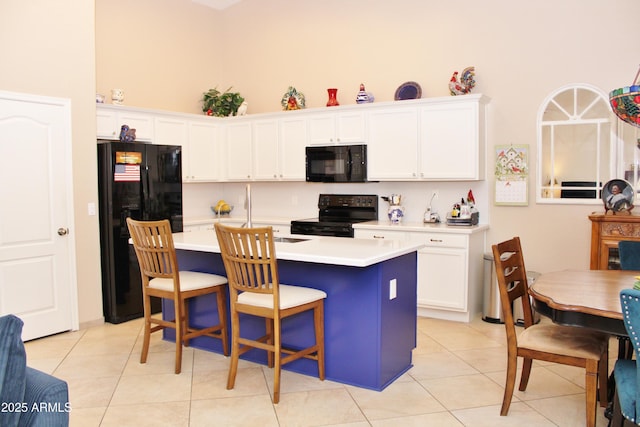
[529,269,639,337]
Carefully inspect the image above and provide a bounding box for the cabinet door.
[96,109,118,139]
[155,117,187,146]
[336,111,366,144]
[188,121,221,181]
[279,117,306,180]
[420,102,480,180]
[417,246,467,311]
[367,108,419,180]
[252,120,280,180]
[308,114,336,145]
[117,111,154,141]
[225,123,252,180]
[308,111,366,145]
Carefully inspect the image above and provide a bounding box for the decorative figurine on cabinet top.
[449,66,476,96]
[119,124,136,142]
[356,83,374,104]
[281,86,305,111]
[603,179,634,215]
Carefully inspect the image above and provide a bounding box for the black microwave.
[305,144,367,182]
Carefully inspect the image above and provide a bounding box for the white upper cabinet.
[367,107,420,180]
[420,97,486,180]
[97,106,154,141]
[252,119,280,180]
[97,95,489,182]
[252,117,306,181]
[308,111,366,145]
[278,117,307,180]
[224,122,253,180]
[187,121,221,181]
[368,95,488,181]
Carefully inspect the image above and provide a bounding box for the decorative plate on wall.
[602,178,634,213]
[394,81,422,100]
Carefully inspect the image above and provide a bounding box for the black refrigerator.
[97,140,183,324]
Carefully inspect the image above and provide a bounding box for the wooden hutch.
[589,213,640,270]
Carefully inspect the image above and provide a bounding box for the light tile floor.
[24,315,616,426]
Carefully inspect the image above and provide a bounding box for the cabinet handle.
[429,238,443,243]
[373,235,385,239]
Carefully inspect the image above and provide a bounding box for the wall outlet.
[389,279,397,300]
[88,202,96,216]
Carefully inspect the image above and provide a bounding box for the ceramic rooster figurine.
[449,66,476,96]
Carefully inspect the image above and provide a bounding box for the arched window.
[537,83,618,204]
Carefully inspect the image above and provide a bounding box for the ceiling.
[191,0,243,10]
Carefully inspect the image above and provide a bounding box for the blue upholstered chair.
[613,289,640,426]
[619,241,640,271]
[0,314,69,426]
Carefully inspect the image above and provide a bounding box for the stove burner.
[291,194,378,238]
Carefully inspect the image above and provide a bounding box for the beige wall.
[96,0,224,113]
[0,0,102,325]
[96,0,639,275]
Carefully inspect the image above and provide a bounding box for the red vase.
[326,88,339,107]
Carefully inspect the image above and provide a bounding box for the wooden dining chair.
[127,218,229,374]
[612,288,640,426]
[214,223,326,404]
[492,237,610,427]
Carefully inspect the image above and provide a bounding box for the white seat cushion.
[149,271,227,292]
[518,323,608,360]
[238,284,327,310]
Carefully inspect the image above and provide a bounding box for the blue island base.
[163,250,417,391]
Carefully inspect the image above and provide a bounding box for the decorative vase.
[326,88,339,107]
[387,205,405,223]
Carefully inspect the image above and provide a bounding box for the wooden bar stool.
[127,218,229,374]
[214,223,326,403]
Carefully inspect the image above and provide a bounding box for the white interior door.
[0,91,78,341]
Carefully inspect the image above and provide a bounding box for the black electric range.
[290,194,378,238]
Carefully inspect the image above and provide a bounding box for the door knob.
[57,227,69,236]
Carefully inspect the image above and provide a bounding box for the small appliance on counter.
[423,192,440,223]
[446,190,479,226]
[381,194,405,223]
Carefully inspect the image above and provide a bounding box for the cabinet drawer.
[415,233,467,249]
[354,229,408,241]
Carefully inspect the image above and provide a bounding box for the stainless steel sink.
[271,237,309,243]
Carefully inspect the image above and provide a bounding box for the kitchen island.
[164,229,423,391]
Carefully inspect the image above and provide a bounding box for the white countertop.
[173,229,424,268]
[184,217,489,234]
[353,220,489,234]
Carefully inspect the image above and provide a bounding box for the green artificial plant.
[202,87,245,117]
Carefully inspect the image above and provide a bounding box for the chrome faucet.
[243,183,252,228]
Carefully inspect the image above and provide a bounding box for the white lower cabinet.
[417,239,467,311]
[355,226,486,322]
